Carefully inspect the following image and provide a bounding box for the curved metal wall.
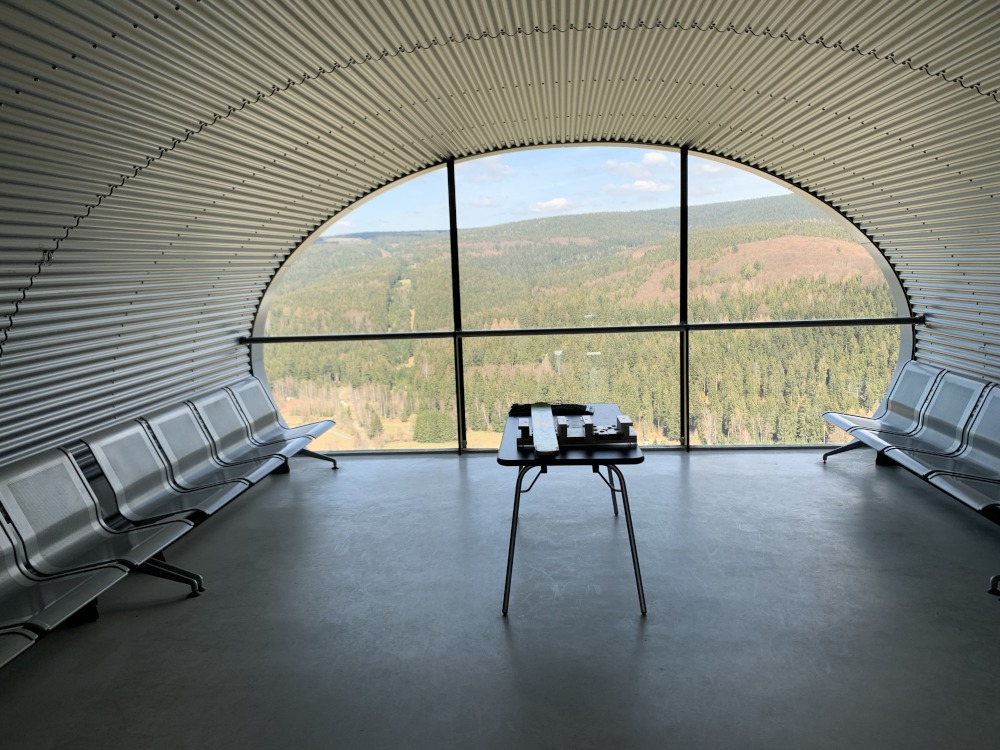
[1,0,997,465]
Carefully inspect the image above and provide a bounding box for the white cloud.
[467,197,495,207]
[606,180,674,194]
[458,155,515,182]
[603,159,649,179]
[698,161,726,174]
[529,197,574,213]
[603,151,675,180]
[631,180,672,192]
[641,151,673,166]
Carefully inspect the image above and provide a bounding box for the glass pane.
[687,155,894,322]
[688,326,900,445]
[264,168,453,335]
[262,339,457,450]
[456,147,681,330]
[463,332,681,449]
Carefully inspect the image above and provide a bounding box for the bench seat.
[928,475,1000,513]
[188,389,311,464]
[83,420,248,524]
[826,368,987,459]
[824,362,999,519]
[869,371,988,454]
[0,377,334,669]
[1,518,127,635]
[823,360,944,437]
[141,403,284,489]
[0,450,193,576]
[226,377,334,444]
[885,386,1000,481]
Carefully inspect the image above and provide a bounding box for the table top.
[497,403,644,466]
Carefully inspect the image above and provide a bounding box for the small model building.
[514,403,636,455]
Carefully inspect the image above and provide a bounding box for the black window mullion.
[679,147,690,451]
[447,158,467,452]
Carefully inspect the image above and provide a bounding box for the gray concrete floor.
[1,449,999,749]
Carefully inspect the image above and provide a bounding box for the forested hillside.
[263,195,900,449]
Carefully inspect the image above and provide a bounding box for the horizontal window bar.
[685,315,923,332]
[242,315,923,345]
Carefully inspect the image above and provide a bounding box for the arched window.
[256,146,904,451]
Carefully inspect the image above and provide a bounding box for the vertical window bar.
[447,158,467,452]
[679,147,690,450]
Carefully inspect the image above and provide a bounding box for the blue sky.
[324,146,790,235]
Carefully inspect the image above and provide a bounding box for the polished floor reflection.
[1,450,998,749]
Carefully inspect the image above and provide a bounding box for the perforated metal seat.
[0,450,192,576]
[225,377,333,443]
[869,372,988,457]
[83,420,247,523]
[187,389,309,465]
[890,387,1000,481]
[831,371,991,466]
[823,360,945,437]
[0,517,126,635]
[141,403,280,488]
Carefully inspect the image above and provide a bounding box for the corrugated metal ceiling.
[0,0,997,463]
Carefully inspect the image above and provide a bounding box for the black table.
[497,403,646,615]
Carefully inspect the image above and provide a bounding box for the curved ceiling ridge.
[673,19,999,100]
[26,12,997,274]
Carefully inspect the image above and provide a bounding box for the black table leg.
[504,465,543,615]
[608,464,646,615]
[608,467,619,516]
[592,464,620,516]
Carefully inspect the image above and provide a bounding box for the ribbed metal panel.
[1,0,998,464]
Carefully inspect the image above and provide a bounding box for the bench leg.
[875,449,896,467]
[139,557,205,596]
[62,598,101,627]
[297,449,338,470]
[822,440,866,463]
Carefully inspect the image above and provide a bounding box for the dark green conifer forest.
[263,195,900,449]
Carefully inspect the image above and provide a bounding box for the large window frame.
[248,147,920,452]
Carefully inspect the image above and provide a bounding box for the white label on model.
[530,404,560,456]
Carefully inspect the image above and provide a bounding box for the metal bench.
[885,386,1000,482]
[0,450,203,596]
[83,420,248,525]
[825,369,989,463]
[1,518,126,668]
[824,367,999,550]
[823,360,945,451]
[1,378,335,669]
[919,388,999,517]
[140,402,283,489]
[187,389,312,467]
[225,377,338,469]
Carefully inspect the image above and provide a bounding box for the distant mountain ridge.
[322,194,834,247]
[275,194,852,298]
